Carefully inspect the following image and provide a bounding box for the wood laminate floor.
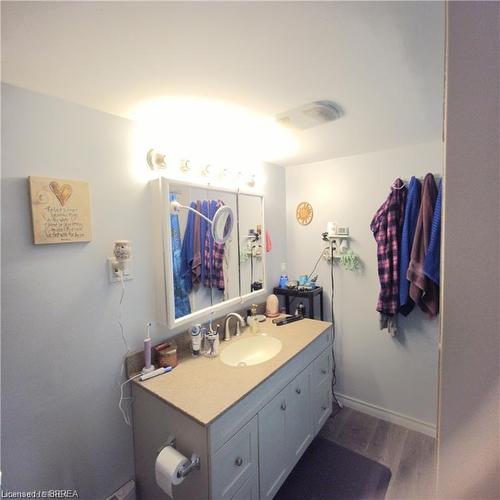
[319,405,437,500]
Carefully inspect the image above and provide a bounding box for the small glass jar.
[203,327,220,358]
[156,342,178,368]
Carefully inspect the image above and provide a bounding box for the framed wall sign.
[28,176,92,244]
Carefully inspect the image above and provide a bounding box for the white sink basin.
[220,334,282,367]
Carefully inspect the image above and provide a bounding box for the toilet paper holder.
[158,436,201,479]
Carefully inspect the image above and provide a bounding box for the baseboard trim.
[336,392,437,438]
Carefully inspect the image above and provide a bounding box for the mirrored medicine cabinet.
[157,177,266,328]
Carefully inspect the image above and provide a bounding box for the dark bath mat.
[275,437,391,500]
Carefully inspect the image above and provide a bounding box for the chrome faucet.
[223,313,246,341]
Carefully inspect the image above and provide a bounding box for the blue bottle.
[278,262,288,288]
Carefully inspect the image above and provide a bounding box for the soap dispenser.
[248,304,260,334]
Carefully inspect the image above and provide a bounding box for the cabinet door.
[212,416,258,500]
[312,377,333,434]
[286,366,313,468]
[258,386,288,500]
[311,348,333,434]
[230,472,259,500]
[313,348,333,388]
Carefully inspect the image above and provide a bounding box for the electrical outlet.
[108,258,133,283]
[323,246,335,261]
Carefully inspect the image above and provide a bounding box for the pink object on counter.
[144,337,152,369]
[266,230,272,253]
[266,294,280,318]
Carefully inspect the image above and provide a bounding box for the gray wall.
[437,2,500,497]
[0,84,286,497]
[286,141,443,431]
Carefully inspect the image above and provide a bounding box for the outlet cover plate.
[108,258,133,283]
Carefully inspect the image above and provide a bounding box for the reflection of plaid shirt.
[204,200,225,291]
[370,180,407,315]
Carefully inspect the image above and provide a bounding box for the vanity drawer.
[230,472,259,500]
[313,378,333,433]
[211,416,258,500]
[313,348,332,388]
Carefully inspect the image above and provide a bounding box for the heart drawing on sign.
[49,181,73,207]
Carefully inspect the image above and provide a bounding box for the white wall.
[286,141,443,431]
[437,2,500,497]
[0,83,286,498]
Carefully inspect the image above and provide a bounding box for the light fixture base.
[146,149,167,171]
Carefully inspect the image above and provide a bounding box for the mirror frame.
[158,177,266,329]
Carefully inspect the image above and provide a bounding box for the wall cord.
[118,271,130,362]
[329,240,342,410]
[307,250,324,281]
[117,270,134,425]
[119,373,142,426]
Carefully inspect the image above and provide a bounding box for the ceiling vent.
[276,100,343,130]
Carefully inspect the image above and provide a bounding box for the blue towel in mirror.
[180,201,197,292]
[200,200,209,283]
[170,194,191,318]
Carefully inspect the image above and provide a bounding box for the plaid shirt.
[370,180,407,315]
[204,200,225,291]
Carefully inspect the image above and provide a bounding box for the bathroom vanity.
[132,318,333,499]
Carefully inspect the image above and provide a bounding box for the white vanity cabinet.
[211,416,259,499]
[312,348,334,433]
[258,366,313,499]
[132,324,333,500]
[287,367,314,464]
[258,385,289,499]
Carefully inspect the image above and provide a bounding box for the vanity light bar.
[146,149,167,171]
[146,148,257,187]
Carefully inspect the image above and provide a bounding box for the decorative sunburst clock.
[296,201,313,225]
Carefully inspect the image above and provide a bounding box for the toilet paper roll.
[155,446,189,498]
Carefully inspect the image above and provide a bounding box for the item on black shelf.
[251,280,263,291]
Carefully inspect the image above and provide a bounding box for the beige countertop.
[135,318,331,426]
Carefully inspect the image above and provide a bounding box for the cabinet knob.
[281,402,287,411]
[321,368,327,375]
[235,457,243,467]
[295,387,301,394]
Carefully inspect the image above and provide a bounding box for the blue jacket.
[399,177,421,315]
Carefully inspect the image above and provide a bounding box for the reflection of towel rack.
[158,436,201,479]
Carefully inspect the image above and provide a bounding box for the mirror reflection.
[168,183,239,320]
[239,193,264,294]
[207,189,239,310]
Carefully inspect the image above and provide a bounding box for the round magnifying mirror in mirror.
[212,205,234,244]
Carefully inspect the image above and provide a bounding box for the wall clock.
[296,201,313,225]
